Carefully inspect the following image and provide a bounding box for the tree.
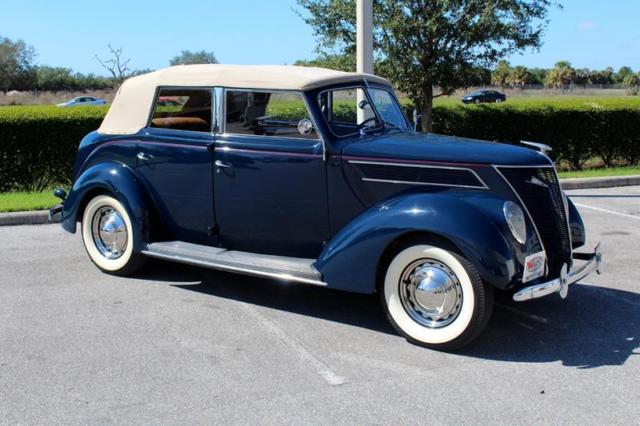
[528,67,547,85]
[590,67,614,85]
[616,66,634,84]
[297,0,557,131]
[544,61,575,87]
[295,53,356,72]
[35,66,75,91]
[491,60,512,87]
[94,45,132,87]
[623,73,640,95]
[573,68,591,85]
[0,36,37,91]
[35,66,112,91]
[170,50,218,66]
[507,65,533,86]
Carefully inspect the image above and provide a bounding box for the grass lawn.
[557,166,640,179]
[0,190,58,213]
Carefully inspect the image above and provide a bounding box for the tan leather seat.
[151,116,210,132]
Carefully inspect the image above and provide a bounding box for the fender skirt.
[316,192,519,294]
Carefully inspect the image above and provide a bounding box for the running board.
[142,241,325,286]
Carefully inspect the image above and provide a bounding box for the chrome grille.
[498,166,572,277]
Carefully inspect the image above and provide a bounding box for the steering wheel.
[356,116,378,131]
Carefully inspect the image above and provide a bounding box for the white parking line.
[573,203,640,220]
[234,300,348,387]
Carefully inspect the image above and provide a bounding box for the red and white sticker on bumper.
[523,251,546,283]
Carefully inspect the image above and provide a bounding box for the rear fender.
[61,161,151,251]
[316,192,519,294]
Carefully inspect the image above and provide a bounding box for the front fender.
[316,192,521,294]
[61,161,152,251]
[567,197,586,248]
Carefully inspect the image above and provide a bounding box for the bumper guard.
[48,204,63,222]
[513,243,603,302]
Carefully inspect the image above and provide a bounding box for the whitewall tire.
[81,194,145,275]
[381,244,493,350]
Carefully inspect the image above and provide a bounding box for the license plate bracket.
[523,251,546,283]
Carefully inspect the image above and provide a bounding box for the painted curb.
[560,175,640,190]
[1,175,639,226]
[0,210,58,227]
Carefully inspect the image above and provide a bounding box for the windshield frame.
[316,83,410,139]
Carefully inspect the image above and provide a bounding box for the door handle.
[215,160,232,168]
[137,152,154,161]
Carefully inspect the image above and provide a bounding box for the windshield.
[318,86,409,137]
[367,88,408,130]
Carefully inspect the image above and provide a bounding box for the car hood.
[341,131,551,167]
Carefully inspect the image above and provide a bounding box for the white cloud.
[577,20,595,31]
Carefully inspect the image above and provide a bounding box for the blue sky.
[1,0,638,75]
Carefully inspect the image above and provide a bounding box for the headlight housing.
[503,201,527,244]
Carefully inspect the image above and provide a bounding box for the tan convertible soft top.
[98,64,391,135]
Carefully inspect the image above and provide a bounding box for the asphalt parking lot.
[1,186,639,424]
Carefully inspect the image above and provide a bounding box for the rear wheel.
[380,243,493,350]
[81,195,145,275]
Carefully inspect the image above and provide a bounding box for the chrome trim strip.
[492,164,555,169]
[350,160,489,189]
[141,250,327,287]
[513,243,602,302]
[362,178,486,190]
[493,165,547,257]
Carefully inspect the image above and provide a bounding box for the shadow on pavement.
[138,261,639,368]
[457,284,639,368]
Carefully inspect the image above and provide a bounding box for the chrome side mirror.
[297,119,314,135]
[413,108,422,132]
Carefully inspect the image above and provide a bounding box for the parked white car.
[56,96,107,107]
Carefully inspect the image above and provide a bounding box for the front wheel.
[81,194,145,275]
[381,244,493,350]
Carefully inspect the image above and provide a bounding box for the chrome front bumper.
[513,243,603,302]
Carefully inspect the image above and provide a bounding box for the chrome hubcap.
[399,259,463,328]
[91,207,127,259]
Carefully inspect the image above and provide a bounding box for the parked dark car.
[49,65,602,350]
[461,90,507,104]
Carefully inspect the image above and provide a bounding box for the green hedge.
[0,106,106,191]
[1,99,639,192]
[428,99,640,170]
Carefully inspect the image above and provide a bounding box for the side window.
[318,87,375,137]
[225,90,317,139]
[150,88,212,132]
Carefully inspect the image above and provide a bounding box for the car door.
[213,88,329,258]
[136,87,216,244]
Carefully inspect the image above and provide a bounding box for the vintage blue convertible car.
[50,65,602,350]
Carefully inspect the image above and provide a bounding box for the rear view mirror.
[297,119,314,135]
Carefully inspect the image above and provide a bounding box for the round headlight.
[503,201,527,244]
